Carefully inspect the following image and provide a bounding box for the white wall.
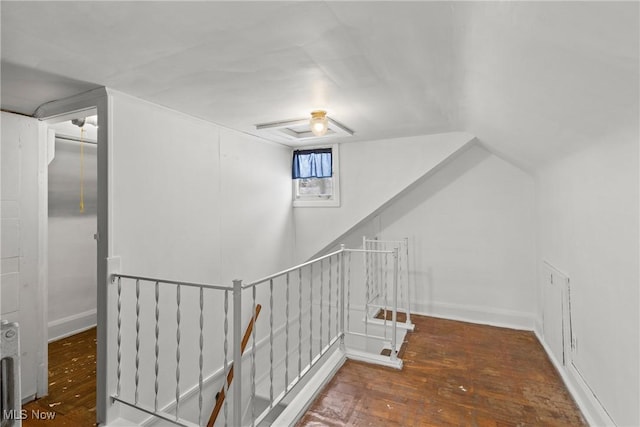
[48,138,97,340]
[293,132,475,261]
[1,112,48,400]
[110,91,293,282]
[537,135,639,426]
[219,128,295,284]
[48,216,96,339]
[111,95,222,282]
[339,145,537,328]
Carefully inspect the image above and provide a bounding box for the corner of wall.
[47,310,97,342]
[412,302,535,332]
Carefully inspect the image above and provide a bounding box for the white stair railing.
[362,237,414,331]
[110,244,405,426]
[110,275,234,427]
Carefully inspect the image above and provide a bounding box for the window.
[292,145,340,207]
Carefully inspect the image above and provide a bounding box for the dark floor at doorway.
[22,327,97,426]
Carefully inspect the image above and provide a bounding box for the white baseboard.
[345,348,403,370]
[412,301,535,331]
[533,329,615,427]
[48,309,96,342]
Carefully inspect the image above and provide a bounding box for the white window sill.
[293,198,340,208]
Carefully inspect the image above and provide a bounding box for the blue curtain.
[292,148,332,179]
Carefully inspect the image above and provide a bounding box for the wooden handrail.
[207,304,262,427]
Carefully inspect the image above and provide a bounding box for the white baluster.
[319,259,323,353]
[339,245,345,348]
[251,285,257,427]
[175,284,181,421]
[398,243,404,321]
[405,237,411,324]
[198,287,204,426]
[328,257,332,346]
[116,276,122,397]
[384,253,388,340]
[335,254,340,337]
[285,273,289,392]
[154,281,159,412]
[298,268,302,378]
[346,251,352,332]
[135,279,140,404]
[232,280,242,427]
[309,264,313,365]
[223,290,229,426]
[269,279,274,409]
[391,248,399,361]
[365,249,370,337]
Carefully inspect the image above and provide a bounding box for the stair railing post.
[232,279,243,426]
[339,244,346,351]
[404,237,412,325]
[391,248,399,361]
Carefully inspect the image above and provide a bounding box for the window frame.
[292,144,340,208]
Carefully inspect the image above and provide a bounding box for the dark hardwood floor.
[17,318,587,426]
[22,327,97,426]
[298,315,587,426]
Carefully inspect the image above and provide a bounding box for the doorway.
[47,115,98,342]
[21,112,99,424]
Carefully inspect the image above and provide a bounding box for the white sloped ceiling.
[452,1,639,171]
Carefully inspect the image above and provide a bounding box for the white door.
[542,261,570,366]
[1,112,50,400]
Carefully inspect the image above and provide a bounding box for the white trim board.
[48,309,97,342]
[411,301,535,331]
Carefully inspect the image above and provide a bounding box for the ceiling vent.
[255,115,354,145]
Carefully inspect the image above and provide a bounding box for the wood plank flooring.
[298,315,587,426]
[16,318,586,426]
[22,328,97,426]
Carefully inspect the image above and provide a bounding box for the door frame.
[34,87,111,424]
